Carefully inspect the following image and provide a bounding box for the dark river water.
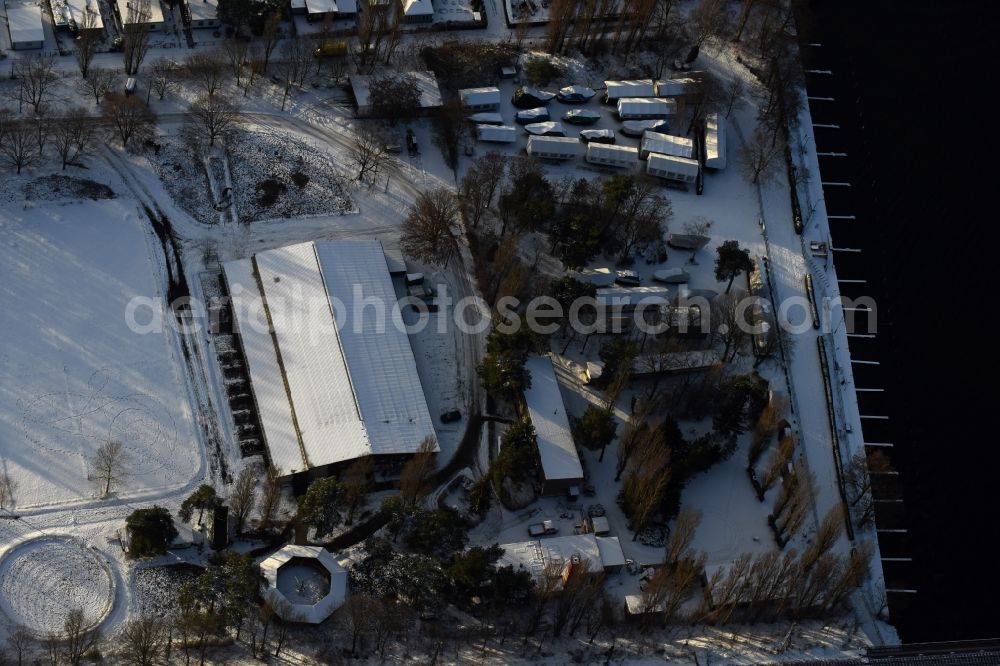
[800,0,1000,643]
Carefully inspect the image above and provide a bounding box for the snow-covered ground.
[0,196,201,508]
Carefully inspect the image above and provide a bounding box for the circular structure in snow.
[0,536,115,635]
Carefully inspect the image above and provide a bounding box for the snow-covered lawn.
[151,127,355,227]
[0,535,114,635]
[0,197,201,508]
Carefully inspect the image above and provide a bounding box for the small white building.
[526,135,582,160]
[658,77,697,97]
[477,124,517,143]
[604,79,656,102]
[261,545,349,624]
[586,143,638,169]
[115,0,165,31]
[499,534,626,584]
[51,0,104,32]
[6,0,44,49]
[468,112,504,125]
[186,0,219,27]
[400,0,432,22]
[459,86,502,111]
[523,355,583,496]
[704,112,727,169]
[617,97,676,120]
[639,131,693,160]
[646,153,699,183]
[349,71,443,116]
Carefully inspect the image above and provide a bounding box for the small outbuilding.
[617,97,676,120]
[526,135,583,160]
[523,355,583,496]
[704,112,727,169]
[349,71,443,117]
[477,124,517,143]
[260,545,349,624]
[459,86,502,111]
[646,153,699,183]
[6,0,44,49]
[586,143,638,169]
[640,131,693,160]
[604,79,657,102]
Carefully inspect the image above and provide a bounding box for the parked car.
[528,520,558,537]
[615,269,641,286]
[556,85,597,103]
[523,121,565,137]
[515,107,550,124]
[562,109,602,125]
[620,119,670,138]
[580,129,615,144]
[440,409,461,423]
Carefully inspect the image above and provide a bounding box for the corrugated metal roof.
[523,356,583,483]
[460,87,501,107]
[604,79,657,98]
[226,240,435,473]
[641,131,693,158]
[314,240,436,457]
[704,112,727,169]
[257,243,372,469]
[223,259,305,474]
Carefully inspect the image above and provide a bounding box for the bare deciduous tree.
[73,8,102,79]
[102,93,157,150]
[398,436,437,509]
[0,468,19,511]
[0,113,40,174]
[845,449,891,528]
[7,624,32,665]
[400,189,462,268]
[51,108,101,170]
[665,507,702,567]
[120,615,163,666]
[187,94,241,147]
[257,465,282,530]
[228,464,257,533]
[184,50,227,98]
[121,0,153,76]
[341,455,374,524]
[349,127,393,188]
[221,38,249,87]
[760,432,796,493]
[64,607,101,665]
[149,59,179,101]
[12,54,59,114]
[78,67,119,106]
[91,439,128,497]
[259,12,282,72]
[800,505,843,573]
[739,126,785,186]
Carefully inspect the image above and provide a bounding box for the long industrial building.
[222,240,436,480]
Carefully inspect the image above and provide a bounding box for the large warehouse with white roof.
[223,240,436,480]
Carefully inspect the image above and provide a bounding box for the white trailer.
[658,78,697,97]
[586,143,638,169]
[639,131,693,160]
[604,79,656,102]
[646,153,699,183]
[527,136,583,160]
[704,112,727,169]
[617,97,676,120]
[477,124,517,143]
[468,112,504,125]
[459,86,502,111]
